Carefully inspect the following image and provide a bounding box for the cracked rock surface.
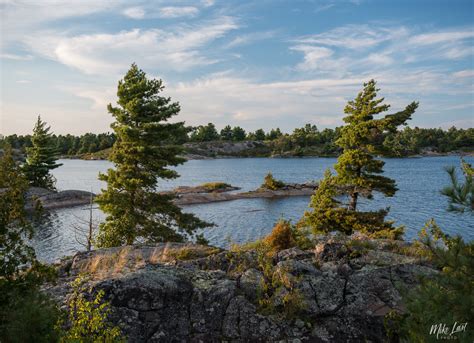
[46,236,436,342]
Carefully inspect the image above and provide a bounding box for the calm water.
[32,157,474,262]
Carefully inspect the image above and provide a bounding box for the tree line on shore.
[2,120,473,158]
[1,64,472,341]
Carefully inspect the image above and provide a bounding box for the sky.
[0,0,473,135]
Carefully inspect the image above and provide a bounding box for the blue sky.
[1,0,473,135]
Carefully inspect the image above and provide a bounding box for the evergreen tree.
[441,158,473,213]
[0,145,59,341]
[254,129,266,141]
[190,123,219,142]
[266,128,282,140]
[96,64,210,247]
[220,125,233,141]
[0,145,35,279]
[392,221,474,342]
[232,126,246,141]
[23,116,62,189]
[303,80,418,238]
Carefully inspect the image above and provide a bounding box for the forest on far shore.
[1,123,473,158]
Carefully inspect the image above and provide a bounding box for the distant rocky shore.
[45,233,435,342]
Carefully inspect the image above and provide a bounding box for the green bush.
[200,182,232,191]
[261,172,285,190]
[59,275,124,342]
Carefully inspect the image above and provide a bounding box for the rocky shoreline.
[25,187,94,211]
[46,233,435,342]
[172,182,317,205]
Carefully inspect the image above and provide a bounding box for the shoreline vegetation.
[2,126,473,161]
[65,142,474,161]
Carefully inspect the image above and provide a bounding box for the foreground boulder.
[46,236,435,342]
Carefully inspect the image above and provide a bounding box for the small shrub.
[195,233,209,245]
[201,182,232,191]
[261,172,285,190]
[263,220,296,254]
[58,275,124,342]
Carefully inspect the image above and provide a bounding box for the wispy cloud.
[290,45,338,72]
[159,6,199,18]
[225,31,277,48]
[122,6,145,19]
[0,53,33,61]
[23,16,239,75]
[409,30,474,45]
[294,25,408,50]
[291,24,474,74]
[453,69,474,78]
[314,3,335,13]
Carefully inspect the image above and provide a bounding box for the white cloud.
[169,75,357,127]
[367,53,393,66]
[226,31,277,48]
[290,45,335,71]
[15,80,31,84]
[122,6,145,19]
[0,53,33,60]
[291,24,474,75]
[159,6,199,18]
[295,25,409,50]
[453,70,474,78]
[314,3,335,13]
[23,16,238,75]
[409,30,474,45]
[0,0,120,52]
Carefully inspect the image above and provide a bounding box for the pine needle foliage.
[96,64,210,247]
[303,80,418,238]
[441,158,473,213]
[23,115,62,189]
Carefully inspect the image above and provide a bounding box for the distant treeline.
[1,124,473,157]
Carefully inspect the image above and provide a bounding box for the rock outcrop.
[172,182,318,205]
[25,187,94,211]
[46,235,435,342]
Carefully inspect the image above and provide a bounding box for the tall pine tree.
[303,80,418,238]
[23,116,62,189]
[96,64,210,247]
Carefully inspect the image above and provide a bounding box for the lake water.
[32,156,474,262]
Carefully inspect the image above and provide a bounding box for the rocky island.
[24,181,318,210]
[46,232,435,342]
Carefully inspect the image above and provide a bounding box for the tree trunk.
[349,191,358,211]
